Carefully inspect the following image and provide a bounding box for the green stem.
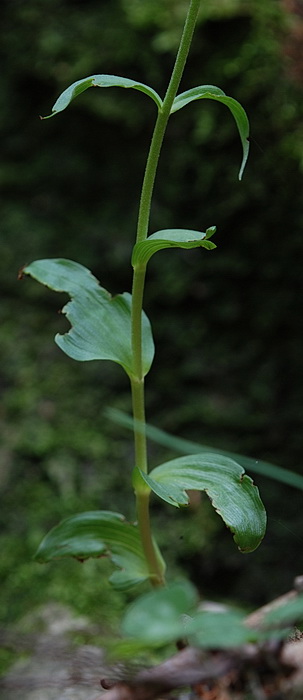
[136,0,201,245]
[130,264,148,472]
[137,493,165,587]
[131,376,147,473]
[131,0,201,587]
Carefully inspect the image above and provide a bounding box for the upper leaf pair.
[43,74,249,179]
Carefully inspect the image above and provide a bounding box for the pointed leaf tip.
[171,85,250,179]
[43,74,162,118]
[205,226,216,239]
[132,228,217,267]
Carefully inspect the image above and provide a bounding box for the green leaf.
[122,581,198,645]
[205,226,216,239]
[121,583,259,650]
[188,610,257,648]
[139,453,266,552]
[34,510,151,590]
[171,85,249,180]
[132,228,216,267]
[171,85,225,112]
[42,74,162,118]
[262,594,303,628]
[24,259,154,378]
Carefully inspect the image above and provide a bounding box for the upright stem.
[131,265,147,472]
[131,0,201,587]
[136,0,201,245]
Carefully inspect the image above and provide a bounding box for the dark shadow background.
[1,0,303,626]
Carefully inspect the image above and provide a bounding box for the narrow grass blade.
[106,408,303,491]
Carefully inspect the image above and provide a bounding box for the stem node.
[131,0,201,588]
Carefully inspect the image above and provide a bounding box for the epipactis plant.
[23,0,266,649]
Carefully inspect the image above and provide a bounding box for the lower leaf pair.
[34,451,266,590]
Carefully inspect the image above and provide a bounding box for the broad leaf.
[132,228,216,267]
[121,580,295,650]
[187,610,257,648]
[262,594,303,629]
[34,510,151,590]
[122,583,259,649]
[171,85,249,180]
[138,453,266,552]
[42,74,162,118]
[122,581,198,645]
[24,259,154,378]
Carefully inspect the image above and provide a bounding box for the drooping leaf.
[171,85,249,180]
[34,510,152,590]
[122,581,198,645]
[24,259,154,378]
[106,408,303,491]
[138,453,266,552]
[42,74,162,118]
[171,85,225,112]
[132,228,216,267]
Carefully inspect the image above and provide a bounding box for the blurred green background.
[1,0,303,630]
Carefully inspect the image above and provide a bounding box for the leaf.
[121,583,259,649]
[171,85,250,180]
[24,259,154,378]
[138,453,266,552]
[171,84,225,112]
[132,228,216,267]
[106,409,303,491]
[187,610,257,648]
[122,581,198,645]
[42,74,162,118]
[262,594,303,629]
[205,226,216,239]
[34,510,151,590]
